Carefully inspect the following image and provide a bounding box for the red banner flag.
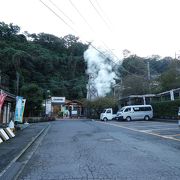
[0,93,7,109]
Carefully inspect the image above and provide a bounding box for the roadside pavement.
[0,122,49,177]
[152,118,179,123]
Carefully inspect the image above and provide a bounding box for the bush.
[151,100,180,119]
[84,97,118,119]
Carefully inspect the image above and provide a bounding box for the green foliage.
[122,75,149,96]
[118,55,180,95]
[21,84,43,116]
[160,61,180,91]
[85,97,118,119]
[0,21,88,102]
[151,100,180,119]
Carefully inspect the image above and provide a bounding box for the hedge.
[151,100,180,119]
[85,97,118,119]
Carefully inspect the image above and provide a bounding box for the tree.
[85,97,118,118]
[21,84,43,116]
[160,61,180,91]
[122,75,149,96]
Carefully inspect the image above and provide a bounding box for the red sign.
[0,93,7,109]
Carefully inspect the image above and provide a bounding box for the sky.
[0,0,180,58]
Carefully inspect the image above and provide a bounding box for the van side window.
[144,107,152,111]
[124,108,131,112]
[133,106,152,111]
[133,107,140,111]
[106,110,111,113]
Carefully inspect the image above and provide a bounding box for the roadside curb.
[14,124,51,180]
[152,118,178,123]
[0,123,50,178]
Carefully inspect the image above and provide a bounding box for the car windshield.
[119,107,125,112]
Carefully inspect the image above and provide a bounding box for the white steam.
[84,46,116,97]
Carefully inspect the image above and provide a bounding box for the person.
[69,106,72,118]
[77,106,80,118]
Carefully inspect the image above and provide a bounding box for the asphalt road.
[17,120,180,180]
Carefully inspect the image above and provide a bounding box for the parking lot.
[102,120,180,142]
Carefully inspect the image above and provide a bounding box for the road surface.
[17,120,180,180]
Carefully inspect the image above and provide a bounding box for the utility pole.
[0,70,1,87]
[147,62,150,81]
[16,72,19,96]
[147,62,151,93]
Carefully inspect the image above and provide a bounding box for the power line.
[68,0,94,33]
[39,0,77,34]
[38,0,141,77]
[43,0,116,64]
[93,0,112,26]
[68,0,120,64]
[41,0,120,66]
[88,0,111,31]
[48,0,75,25]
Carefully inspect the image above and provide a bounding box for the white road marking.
[95,121,180,142]
[125,124,178,128]
[141,127,180,132]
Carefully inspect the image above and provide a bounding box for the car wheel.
[103,117,108,121]
[144,115,150,121]
[126,116,131,121]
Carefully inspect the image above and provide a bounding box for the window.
[124,108,131,112]
[106,110,111,113]
[133,106,152,111]
[144,107,152,111]
[133,107,140,111]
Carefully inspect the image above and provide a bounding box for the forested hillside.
[0,22,88,100]
[1,21,180,102]
[119,55,180,96]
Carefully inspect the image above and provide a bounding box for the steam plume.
[84,46,116,97]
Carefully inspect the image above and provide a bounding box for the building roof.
[0,89,16,102]
[119,94,155,101]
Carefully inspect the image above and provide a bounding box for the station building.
[45,97,84,118]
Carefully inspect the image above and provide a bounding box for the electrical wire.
[38,0,143,77]
[93,0,112,26]
[68,0,121,64]
[39,0,78,34]
[68,0,94,33]
[48,0,75,25]
[88,0,111,31]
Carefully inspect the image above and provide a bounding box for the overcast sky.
[0,0,180,58]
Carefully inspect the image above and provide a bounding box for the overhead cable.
[39,0,141,77]
[88,0,111,31]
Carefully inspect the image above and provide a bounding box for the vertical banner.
[0,93,7,110]
[0,93,7,123]
[21,99,26,122]
[15,96,26,123]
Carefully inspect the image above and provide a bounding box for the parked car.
[115,105,153,121]
[100,108,116,121]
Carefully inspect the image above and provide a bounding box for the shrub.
[84,97,118,119]
[151,100,180,119]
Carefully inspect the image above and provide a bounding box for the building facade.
[0,90,16,127]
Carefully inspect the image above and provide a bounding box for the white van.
[115,105,153,121]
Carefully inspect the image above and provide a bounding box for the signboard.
[178,107,180,116]
[45,99,52,115]
[72,110,77,115]
[51,97,65,104]
[15,97,26,123]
